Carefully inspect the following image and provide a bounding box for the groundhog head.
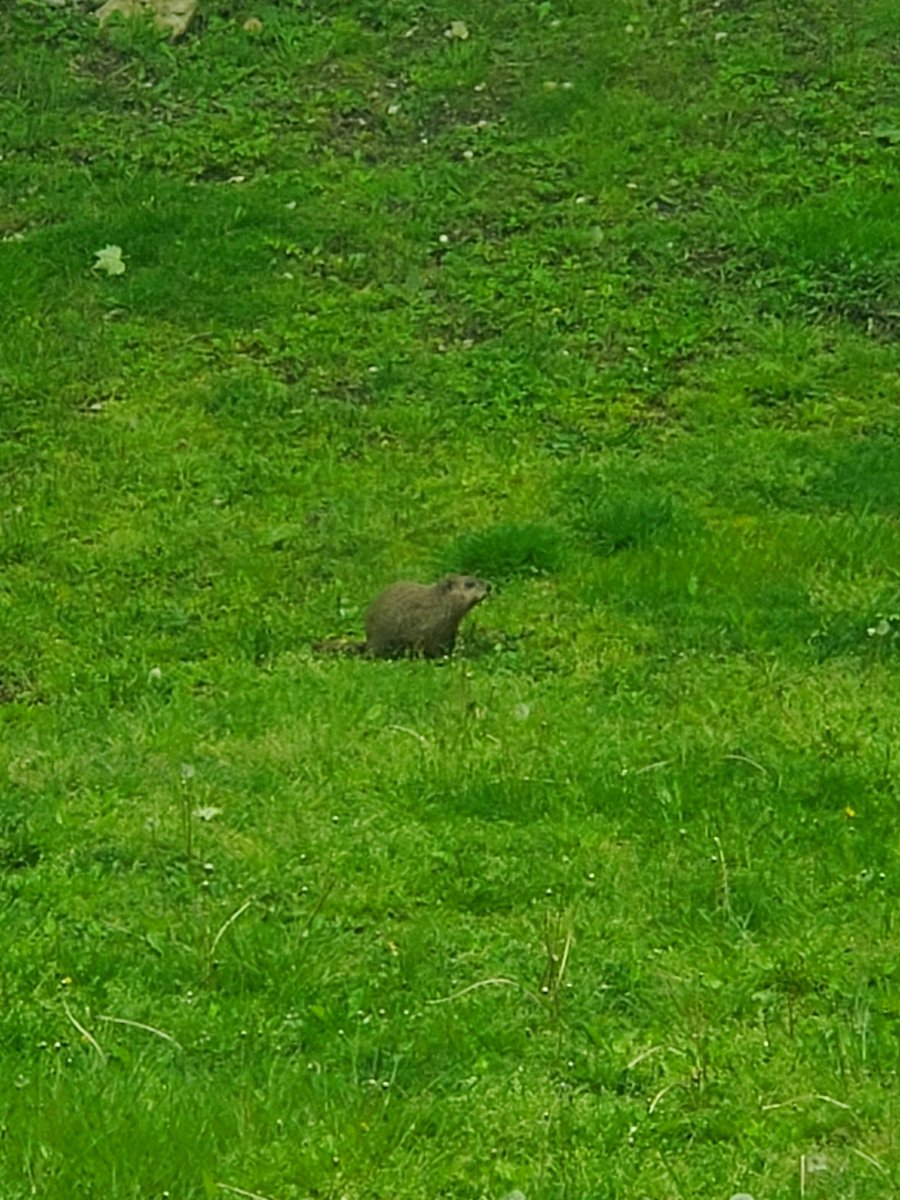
[439,574,492,611]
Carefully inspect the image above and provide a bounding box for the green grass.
[2,1,900,1197]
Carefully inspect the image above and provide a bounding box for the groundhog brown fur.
[315,574,491,659]
[365,574,491,658]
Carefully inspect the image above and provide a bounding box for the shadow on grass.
[589,536,820,656]
[813,437,900,515]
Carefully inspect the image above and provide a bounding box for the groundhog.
[315,574,491,659]
[366,574,491,658]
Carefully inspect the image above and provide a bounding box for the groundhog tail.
[312,638,367,657]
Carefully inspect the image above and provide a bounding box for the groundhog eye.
[465,580,475,588]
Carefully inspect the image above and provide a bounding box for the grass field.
[2,1,900,1197]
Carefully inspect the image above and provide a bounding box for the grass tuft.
[564,471,681,554]
[443,522,567,580]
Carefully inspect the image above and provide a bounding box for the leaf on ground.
[92,245,127,276]
[95,0,198,39]
[445,19,470,40]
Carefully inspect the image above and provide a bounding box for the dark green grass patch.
[443,522,566,580]
[563,471,681,555]
[745,187,900,326]
[578,511,900,661]
[814,437,900,515]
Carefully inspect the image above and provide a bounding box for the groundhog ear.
[439,577,455,591]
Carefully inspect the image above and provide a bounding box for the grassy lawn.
[2,1,900,1197]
